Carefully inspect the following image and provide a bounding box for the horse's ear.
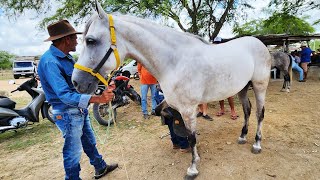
[95,0,106,19]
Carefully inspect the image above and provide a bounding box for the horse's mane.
[84,16,94,36]
[84,13,210,45]
[120,15,210,44]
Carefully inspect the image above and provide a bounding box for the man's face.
[67,34,78,52]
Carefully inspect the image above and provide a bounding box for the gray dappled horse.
[71,1,272,179]
[271,51,293,92]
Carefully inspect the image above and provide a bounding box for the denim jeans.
[140,84,157,115]
[53,108,107,180]
[292,63,304,80]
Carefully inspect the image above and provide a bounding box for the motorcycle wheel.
[42,103,54,123]
[92,103,117,126]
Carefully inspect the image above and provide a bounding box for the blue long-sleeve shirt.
[301,47,312,63]
[38,45,91,110]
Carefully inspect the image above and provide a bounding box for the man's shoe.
[151,111,156,116]
[202,114,213,121]
[143,114,149,119]
[94,163,119,179]
[196,112,203,117]
[299,80,306,82]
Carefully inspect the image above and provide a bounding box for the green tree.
[0,0,254,40]
[268,0,320,24]
[233,12,315,36]
[0,51,15,69]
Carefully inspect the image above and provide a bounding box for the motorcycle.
[92,69,141,126]
[0,77,54,133]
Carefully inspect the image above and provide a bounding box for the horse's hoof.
[280,89,286,92]
[251,146,262,154]
[184,174,198,180]
[238,137,247,144]
[187,167,198,177]
[286,89,290,93]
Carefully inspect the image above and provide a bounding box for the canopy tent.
[222,34,320,52]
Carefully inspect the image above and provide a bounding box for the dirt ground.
[0,72,319,180]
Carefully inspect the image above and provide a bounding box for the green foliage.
[309,39,320,51]
[269,0,320,25]
[0,51,14,69]
[0,0,254,40]
[233,12,315,36]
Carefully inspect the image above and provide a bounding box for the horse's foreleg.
[237,83,251,144]
[186,132,199,179]
[252,87,267,154]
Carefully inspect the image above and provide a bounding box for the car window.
[14,62,33,68]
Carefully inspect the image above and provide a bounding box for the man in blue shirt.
[300,42,312,81]
[38,20,118,180]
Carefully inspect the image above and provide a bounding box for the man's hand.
[100,88,114,102]
[89,84,115,104]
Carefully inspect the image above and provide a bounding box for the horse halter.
[74,14,121,86]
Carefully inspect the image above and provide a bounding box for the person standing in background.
[300,42,312,81]
[212,37,238,120]
[137,63,157,119]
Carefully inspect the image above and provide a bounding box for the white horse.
[72,1,271,178]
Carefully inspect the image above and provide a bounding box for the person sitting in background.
[290,51,304,82]
[155,84,190,153]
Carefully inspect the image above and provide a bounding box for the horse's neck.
[115,16,197,80]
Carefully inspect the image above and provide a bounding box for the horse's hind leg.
[282,71,290,93]
[180,111,200,179]
[251,81,268,154]
[237,82,252,144]
[185,132,199,180]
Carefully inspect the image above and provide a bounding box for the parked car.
[12,60,37,79]
[120,60,139,79]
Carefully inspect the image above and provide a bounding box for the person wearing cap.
[38,20,118,179]
[212,37,238,120]
[300,42,312,81]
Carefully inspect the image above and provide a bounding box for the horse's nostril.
[73,80,78,87]
[88,83,92,89]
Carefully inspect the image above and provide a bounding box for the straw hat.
[44,20,82,42]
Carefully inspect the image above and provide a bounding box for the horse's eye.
[86,38,96,45]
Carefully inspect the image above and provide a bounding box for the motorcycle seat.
[0,97,16,109]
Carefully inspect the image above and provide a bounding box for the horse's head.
[72,0,121,94]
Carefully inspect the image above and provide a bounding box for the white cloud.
[0,12,51,56]
[0,9,83,56]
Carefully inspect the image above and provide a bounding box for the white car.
[120,60,139,79]
[12,60,37,79]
